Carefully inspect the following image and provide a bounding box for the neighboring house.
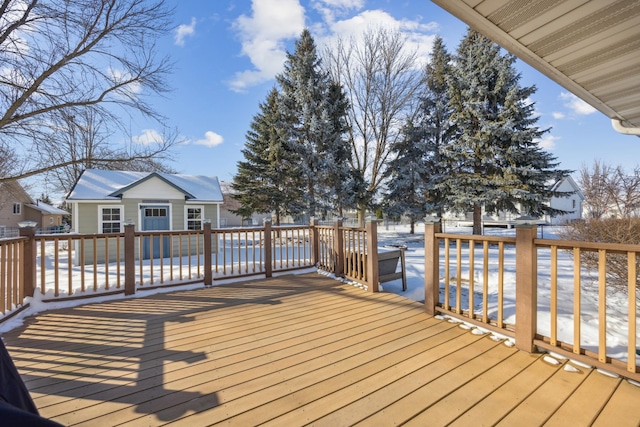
[542,175,584,225]
[24,201,69,232]
[444,176,584,227]
[0,181,33,238]
[218,181,264,227]
[0,181,67,237]
[65,169,223,263]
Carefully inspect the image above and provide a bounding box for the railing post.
[366,218,379,292]
[264,218,272,278]
[515,218,538,353]
[124,222,136,296]
[310,217,319,266]
[424,216,441,316]
[333,219,344,277]
[19,223,37,298]
[203,220,212,286]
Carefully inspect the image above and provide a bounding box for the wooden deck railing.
[534,238,638,377]
[0,236,26,317]
[312,219,378,290]
[3,217,637,380]
[0,221,317,318]
[431,232,517,331]
[424,219,639,381]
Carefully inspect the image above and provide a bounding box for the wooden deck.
[3,273,640,426]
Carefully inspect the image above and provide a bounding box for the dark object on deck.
[379,246,407,291]
[0,339,63,426]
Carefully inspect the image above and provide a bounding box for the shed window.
[186,206,204,230]
[101,207,122,233]
[12,203,21,214]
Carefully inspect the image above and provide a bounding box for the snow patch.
[549,351,569,360]
[543,355,561,365]
[596,369,619,378]
[569,359,593,369]
[564,364,582,373]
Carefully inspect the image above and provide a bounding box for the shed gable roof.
[65,169,223,202]
[109,172,196,199]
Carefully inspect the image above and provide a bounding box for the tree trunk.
[357,205,367,228]
[473,204,483,235]
[410,218,415,234]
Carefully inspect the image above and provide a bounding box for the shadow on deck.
[3,273,639,426]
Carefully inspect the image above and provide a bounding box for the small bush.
[558,218,640,289]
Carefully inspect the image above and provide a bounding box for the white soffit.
[431,0,640,130]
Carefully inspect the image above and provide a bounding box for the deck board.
[402,347,538,426]
[2,273,640,426]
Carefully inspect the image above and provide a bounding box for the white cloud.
[559,92,597,116]
[194,131,224,147]
[321,9,438,67]
[229,1,438,91]
[132,129,163,145]
[552,111,565,119]
[311,0,364,24]
[537,134,560,151]
[229,0,305,92]
[175,17,196,47]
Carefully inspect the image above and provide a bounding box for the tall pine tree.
[276,29,351,219]
[383,120,429,234]
[232,88,304,226]
[440,29,570,235]
[384,36,454,233]
[420,36,455,219]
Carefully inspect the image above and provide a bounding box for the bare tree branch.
[0,0,176,184]
[578,160,640,219]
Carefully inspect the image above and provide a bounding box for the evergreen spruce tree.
[440,29,570,235]
[276,29,352,219]
[384,121,429,234]
[232,88,304,226]
[384,36,453,233]
[318,81,353,217]
[420,36,455,219]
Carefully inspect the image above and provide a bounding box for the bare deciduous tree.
[0,0,176,184]
[40,108,177,194]
[562,160,640,288]
[324,27,423,225]
[579,160,640,219]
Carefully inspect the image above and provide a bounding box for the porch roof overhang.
[431,0,640,134]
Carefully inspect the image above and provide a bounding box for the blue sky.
[134,0,640,184]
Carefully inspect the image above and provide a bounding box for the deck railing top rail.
[535,237,640,253]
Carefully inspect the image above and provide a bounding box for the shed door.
[141,205,170,259]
